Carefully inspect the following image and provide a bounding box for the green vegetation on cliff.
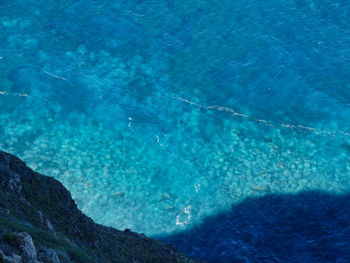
[0,151,196,263]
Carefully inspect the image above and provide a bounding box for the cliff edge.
[0,151,197,263]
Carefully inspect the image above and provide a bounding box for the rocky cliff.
[0,151,196,263]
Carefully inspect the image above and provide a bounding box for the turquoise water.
[1,0,350,237]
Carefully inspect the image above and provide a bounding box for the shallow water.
[1,0,350,236]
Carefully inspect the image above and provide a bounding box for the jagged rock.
[37,211,43,223]
[14,233,37,262]
[37,248,60,263]
[0,250,22,263]
[45,220,56,236]
[0,250,5,262]
[0,154,22,193]
[0,151,197,263]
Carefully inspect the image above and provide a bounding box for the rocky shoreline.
[0,151,197,263]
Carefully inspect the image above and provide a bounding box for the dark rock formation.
[0,151,197,263]
[13,232,38,262]
[37,248,60,263]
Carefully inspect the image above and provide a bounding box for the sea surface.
[1,0,350,260]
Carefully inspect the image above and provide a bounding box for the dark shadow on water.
[158,191,350,263]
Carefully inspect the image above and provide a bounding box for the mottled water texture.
[1,0,350,236]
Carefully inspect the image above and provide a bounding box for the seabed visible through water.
[1,0,350,236]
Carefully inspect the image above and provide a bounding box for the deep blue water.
[1,0,350,261]
[160,191,350,262]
